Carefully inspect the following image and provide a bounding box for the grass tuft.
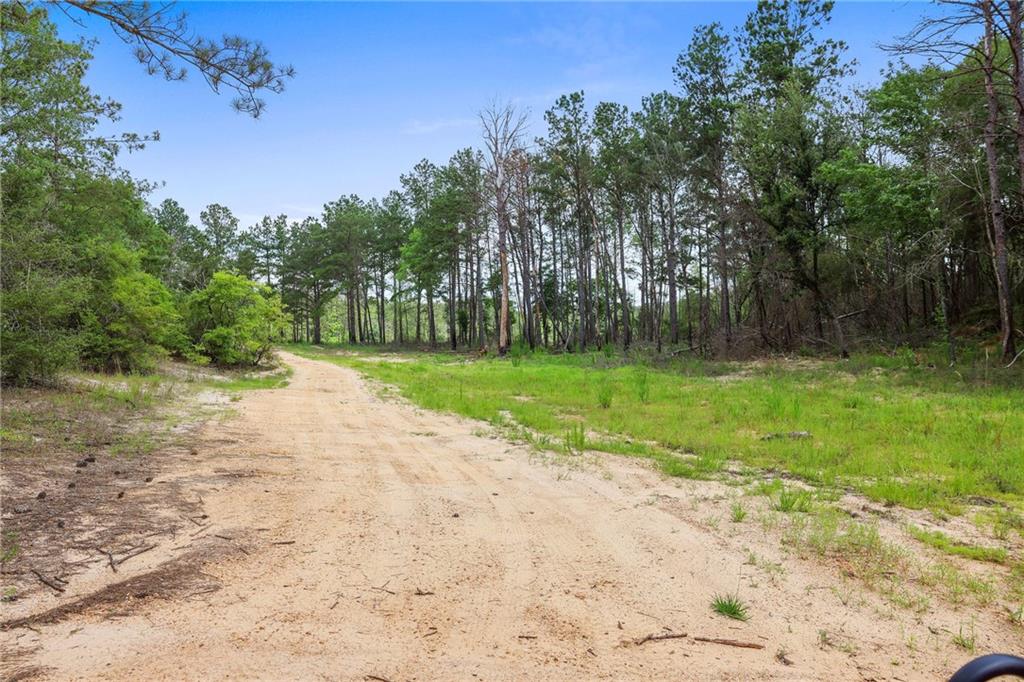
[711,593,750,621]
[770,487,813,513]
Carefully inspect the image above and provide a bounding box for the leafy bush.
[185,272,287,366]
[79,244,186,373]
[1,222,87,384]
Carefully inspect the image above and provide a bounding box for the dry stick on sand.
[30,569,66,593]
[634,631,688,646]
[96,547,117,573]
[693,636,765,650]
[114,544,156,567]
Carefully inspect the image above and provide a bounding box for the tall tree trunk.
[415,291,421,343]
[427,288,437,348]
[476,231,486,348]
[984,1,1018,361]
[1007,1,1024,197]
[938,247,957,366]
[346,288,356,344]
[616,206,631,349]
[717,218,731,349]
[312,289,322,345]
[392,273,399,344]
[498,238,510,355]
[667,197,679,346]
[449,267,457,351]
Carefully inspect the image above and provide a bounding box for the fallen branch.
[96,547,117,573]
[365,675,391,682]
[634,631,687,646]
[413,587,434,596]
[114,544,157,567]
[30,569,65,593]
[693,636,764,650]
[517,634,538,640]
[271,540,295,546]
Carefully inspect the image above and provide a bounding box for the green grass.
[952,623,976,652]
[711,593,750,621]
[287,343,1024,513]
[769,486,814,513]
[907,526,1009,564]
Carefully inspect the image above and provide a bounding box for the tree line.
[4,0,1023,388]
[179,0,1019,362]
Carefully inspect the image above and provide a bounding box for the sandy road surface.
[2,351,1004,680]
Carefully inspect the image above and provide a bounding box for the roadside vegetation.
[291,344,1023,512]
[1,7,288,389]
[290,342,1024,625]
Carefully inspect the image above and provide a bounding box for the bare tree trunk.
[415,291,422,343]
[667,198,679,345]
[718,218,731,349]
[984,1,1018,361]
[346,288,356,344]
[1007,1,1024,196]
[475,229,486,347]
[427,288,437,348]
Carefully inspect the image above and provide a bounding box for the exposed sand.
[2,351,1016,680]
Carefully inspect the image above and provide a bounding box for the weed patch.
[711,593,750,621]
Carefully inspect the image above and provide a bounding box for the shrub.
[185,272,287,366]
[80,264,185,374]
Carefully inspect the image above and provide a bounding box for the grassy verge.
[288,343,1023,619]
[287,343,1023,513]
[1,372,181,461]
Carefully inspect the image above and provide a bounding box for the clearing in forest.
[2,350,1021,681]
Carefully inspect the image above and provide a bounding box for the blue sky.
[56,1,937,229]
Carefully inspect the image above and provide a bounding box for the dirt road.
[2,352,1000,680]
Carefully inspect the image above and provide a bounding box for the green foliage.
[185,273,287,366]
[0,9,182,384]
[711,593,749,621]
[730,501,748,523]
[78,245,185,374]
